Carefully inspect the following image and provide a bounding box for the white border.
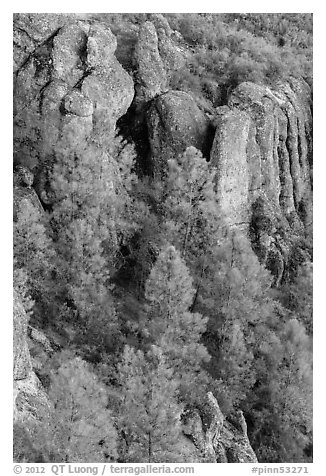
[2,4,323,475]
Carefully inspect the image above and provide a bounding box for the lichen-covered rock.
[147,14,173,37]
[182,392,257,463]
[211,80,312,282]
[14,372,50,423]
[81,58,134,145]
[147,90,211,175]
[86,23,117,68]
[210,107,251,231]
[14,14,134,202]
[147,14,186,82]
[132,17,187,106]
[63,89,93,116]
[52,23,88,86]
[221,411,258,463]
[133,21,168,104]
[228,80,312,228]
[13,13,69,72]
[13,293,51,425]
[14,168,45,220]
[14,165,34,188]
[13,291,32,381]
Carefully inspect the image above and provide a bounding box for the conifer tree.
[270,318,312,462]
[49,135,141,346]
[164,146,223,274]
[48,356,118,463]
[144,245,210,396]
[202,232,280,411]
[247,317,313,463]
[281,263,313,335]
[14,198,55,316]
[117,345,196,463]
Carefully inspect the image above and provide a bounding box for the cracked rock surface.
[14,15,134,193]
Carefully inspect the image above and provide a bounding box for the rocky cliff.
[13,291,50,425]
[212,79,312,284]
[14,13,312,281]
[13,13,312,463]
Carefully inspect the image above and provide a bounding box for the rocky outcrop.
[211,107,251,232]
[147,90,212,176]
[14,291,32,381]
[211,80,312,283]
[182,392,258,463]
[13,13,70,72]
[13,14,312,462]
[133,21,168,105]
[13,292,50,423]
[14,14,134,203]
[14,166,44,220]
[133,15,186,108]
[147,14,186,82]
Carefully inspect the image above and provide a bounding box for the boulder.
[52,23,87,86]
[86,23,117,68]
[81,58,134,146]
[147,90,211,176]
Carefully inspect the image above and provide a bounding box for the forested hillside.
[13,13,313,463]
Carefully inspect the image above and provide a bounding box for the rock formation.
[133,21,168,105]
[13,291,50,424]
[14,14,134,203]
[182,392,258,463]
[211,80,312,283]
[13,13,313,462]
[147,90,212,176]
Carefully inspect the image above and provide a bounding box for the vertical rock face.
[182,392,258,463]
[211,107,251,232]
[147,90,212,176]
[133,16,186,107]
[128,16,191,176]
[13,291,32,381]
[13,292,50,424]
[211,80,312,282]
[14,14,134,202]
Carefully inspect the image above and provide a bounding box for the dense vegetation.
[94,13,312,105]
[13,13,313,464]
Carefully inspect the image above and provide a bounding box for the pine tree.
[272,318,313,461]
[144,245,210,397]
[202,232,280,411]
[164,146,224,277]
[281,263,313,335]
[117,345,196,463]
[14,198,55,318]
[49,135,141,348]
[247,317,313,463]
[48,356,118,463]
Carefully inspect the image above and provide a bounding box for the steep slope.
[13,13,312,463]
